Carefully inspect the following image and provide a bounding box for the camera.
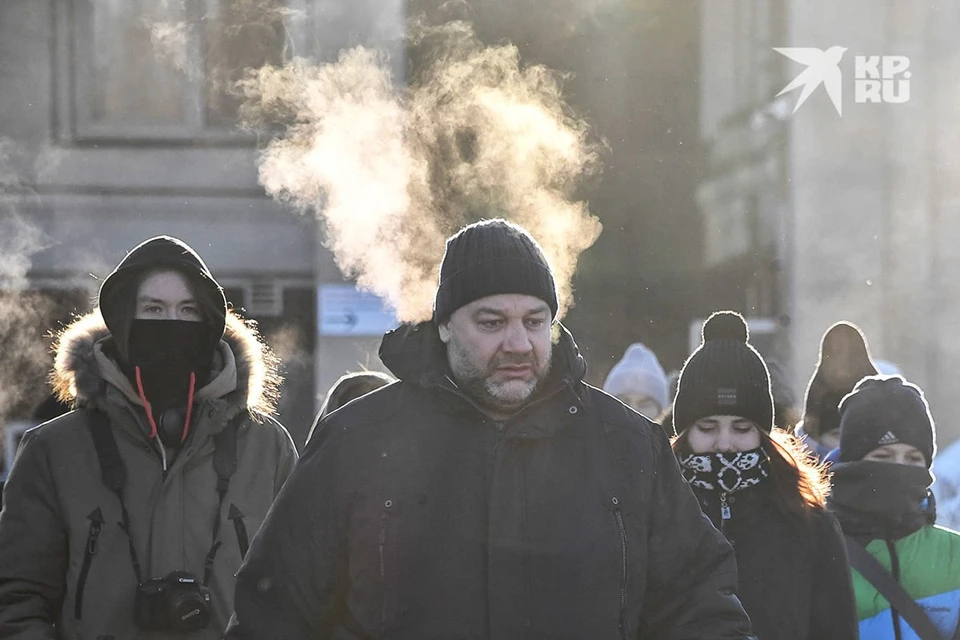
[134,571,212,632]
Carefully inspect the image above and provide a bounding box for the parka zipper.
[436,375,571,423]
[378,499,395,629]
[493,422,507,459]
[719,493,731,535]
[613,498,628,640]
[74,508,104,619]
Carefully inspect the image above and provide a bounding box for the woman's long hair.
[673,427,830,522]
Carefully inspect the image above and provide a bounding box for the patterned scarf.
[679,447,770,493]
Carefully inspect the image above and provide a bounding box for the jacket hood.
[51,309,281,416]
[378,320,587,387]
[98,236,228,358]
[801,321,879,439]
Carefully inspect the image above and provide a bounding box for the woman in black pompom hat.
[671,311,858,640]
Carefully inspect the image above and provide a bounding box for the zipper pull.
[86,508,104,555]
[720,493,731,521]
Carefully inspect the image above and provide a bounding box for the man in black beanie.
[229,219,755,640]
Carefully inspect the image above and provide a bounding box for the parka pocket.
[377,498,401,633]
[74,508,105,620]
[228,503,250,559]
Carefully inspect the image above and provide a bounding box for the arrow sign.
[318,285,398,337]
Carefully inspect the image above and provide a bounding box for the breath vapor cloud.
[0,138,56,428]
[238,20,603,322]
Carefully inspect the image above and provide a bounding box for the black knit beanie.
[673,311,774,435]
[800,321,879,440]
[433,219,558,323]
[838,375,936,467]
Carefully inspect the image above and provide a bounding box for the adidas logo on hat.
[877,430,900,446]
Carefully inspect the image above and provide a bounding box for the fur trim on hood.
[51,309,282,416]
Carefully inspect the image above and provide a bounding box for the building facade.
[0,0,405,446]
[699,0,960,443]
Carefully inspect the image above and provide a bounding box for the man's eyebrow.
[473,307,506,317]
[473,304,550,317]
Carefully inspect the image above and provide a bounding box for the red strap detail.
[181,372,196,444]
[134,366,159,440]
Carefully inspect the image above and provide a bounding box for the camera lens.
[168,589,210,632]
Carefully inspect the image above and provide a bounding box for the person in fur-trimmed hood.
[0,236,297,640]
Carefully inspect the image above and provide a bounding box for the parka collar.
[379,320,588,433]
[379,320,587,388]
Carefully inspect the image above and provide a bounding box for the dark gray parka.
[228,322,754,640]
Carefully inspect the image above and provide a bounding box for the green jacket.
[0,311,298,639]
[853,524,960,640]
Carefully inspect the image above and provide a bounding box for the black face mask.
[121,320,219,446]
[829,461,935,541]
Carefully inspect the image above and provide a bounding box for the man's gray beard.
[447,344,552,416]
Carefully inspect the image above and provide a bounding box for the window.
[58,0,288,141]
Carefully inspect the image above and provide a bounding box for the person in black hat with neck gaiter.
[671,310,858,640]
[228,219,755,640]
[829,374,960,640]
[0,236,297,640]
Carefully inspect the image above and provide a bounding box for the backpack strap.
[203,412,245,585]
[845,536,945,640]
[87,409,143,584]
[213,415,239,492]
[88,409,126,496]
[89,408,246,586]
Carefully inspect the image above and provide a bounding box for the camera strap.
[87,408,242,587]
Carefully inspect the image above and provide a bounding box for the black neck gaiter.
[679,447,771,494]
[829,460,935,541]
[121,320,218,415]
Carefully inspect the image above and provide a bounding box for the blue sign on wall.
[318,284,399,336]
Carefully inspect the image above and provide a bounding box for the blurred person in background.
[228,219,755,640]
[830,375,960,640]
[0,236,297,639]
[602,342,669,420]
[764,358,799,432]
[795,321,880,461]
[305,370,395,443]
[671,310,858,640]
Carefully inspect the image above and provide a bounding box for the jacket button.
[384,500,393,508]
[208,409,216,418]
[568,406,578,414]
